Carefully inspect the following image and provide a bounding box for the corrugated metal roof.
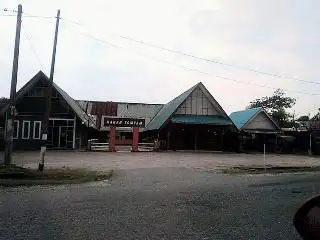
[171,115,233,125]
[229,107,262,129]
[143,83,199,131]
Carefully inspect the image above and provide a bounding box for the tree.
[297,115,310,121]
[311,108,320,121]
[248,89,296,127]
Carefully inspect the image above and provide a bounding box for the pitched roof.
[143,83,198,131]
[229,107,262,129]
[0,71,96,128]
[229,107,280,131]
[144,82,237,131]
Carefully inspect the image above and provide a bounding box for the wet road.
[0,168,319,239]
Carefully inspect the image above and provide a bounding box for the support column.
[194,130,198,150]
[109,126,116,152]
[166,131,171,150]
[132,127,139,152]
[308,132,312,155]
[72,116,76,149]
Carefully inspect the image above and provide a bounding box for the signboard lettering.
[103,117,145,127]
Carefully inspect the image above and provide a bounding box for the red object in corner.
[132,127,139,152]
[109,126,116,152]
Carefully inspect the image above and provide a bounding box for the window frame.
[13,120,19,139]
[22,120,31,140]
[33,121,42,140]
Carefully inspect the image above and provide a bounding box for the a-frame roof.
[0,71,96,128]
[229,107,281,131]
[144,82,237,131]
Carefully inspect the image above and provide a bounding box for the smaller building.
[229,107,281,152]
[0,71,96,150]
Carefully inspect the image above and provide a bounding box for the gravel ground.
[0,167,320,239]
[4,151,320,171]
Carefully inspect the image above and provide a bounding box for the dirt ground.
[3,150,320,171]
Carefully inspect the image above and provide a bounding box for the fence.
[88,140,154,152]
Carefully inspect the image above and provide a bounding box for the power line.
[2,11,319,95]
[59,18,320,86]
[113,35,320,86]
[22,26,45,70]
[1,9,55,20]
[61,26,320,96]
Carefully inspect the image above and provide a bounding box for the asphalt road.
[0,168,320,240]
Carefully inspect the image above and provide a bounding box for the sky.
[0,0,320,117]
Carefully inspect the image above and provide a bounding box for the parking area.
[2,150,319,171]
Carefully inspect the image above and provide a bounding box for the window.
[33,121,41,139]
[22,120,31,139]
[13,120,19,139]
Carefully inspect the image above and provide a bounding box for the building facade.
[229,107,281,152]
[1,72,241,151]
[0,71,95,150]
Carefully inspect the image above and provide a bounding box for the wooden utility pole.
[39,9,60,171]
[4,4,22,166]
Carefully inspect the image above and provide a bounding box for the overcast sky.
[1,0,320,116]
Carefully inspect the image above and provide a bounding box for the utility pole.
[39,9,60,171]
[4,4,22,166]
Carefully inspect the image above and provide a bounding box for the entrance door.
[47,119,75,149]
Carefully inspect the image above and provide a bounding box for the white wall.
[175,87,220,116]
[245,112,277,130]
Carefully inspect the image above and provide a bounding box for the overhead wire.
[60,25,320,96]
[2,10,320,96]
[22,25,45,70]
[59,17,320,86]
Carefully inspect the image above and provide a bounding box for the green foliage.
[248,89,296,127]
[311,108,320,121]
[297,115,310,121]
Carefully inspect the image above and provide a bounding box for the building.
[229,107,281,152]
[0,71,96,150]
[77,100,163,145]
[143,82,239,151]
[0,71,239,151]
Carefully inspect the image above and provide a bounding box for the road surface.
[0,168,320,239]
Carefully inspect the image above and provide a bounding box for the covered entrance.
[167,115,233,150]
[47,118,76,149]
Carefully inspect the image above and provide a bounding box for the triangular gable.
[0,71,96,129]
[175,85,222,116]
[229,107,281,132]
[229,107,261,129]
[244,111,278,131]
[144,82,237,131]
[143,83,198,131]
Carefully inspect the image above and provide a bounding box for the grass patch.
[220,166,320,175]
[0,165,113,187]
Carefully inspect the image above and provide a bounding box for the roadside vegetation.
[0,165,113,187]
[220,166,320,175]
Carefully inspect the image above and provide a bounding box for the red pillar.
[109,126,116,152]
[132,127,139,152]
